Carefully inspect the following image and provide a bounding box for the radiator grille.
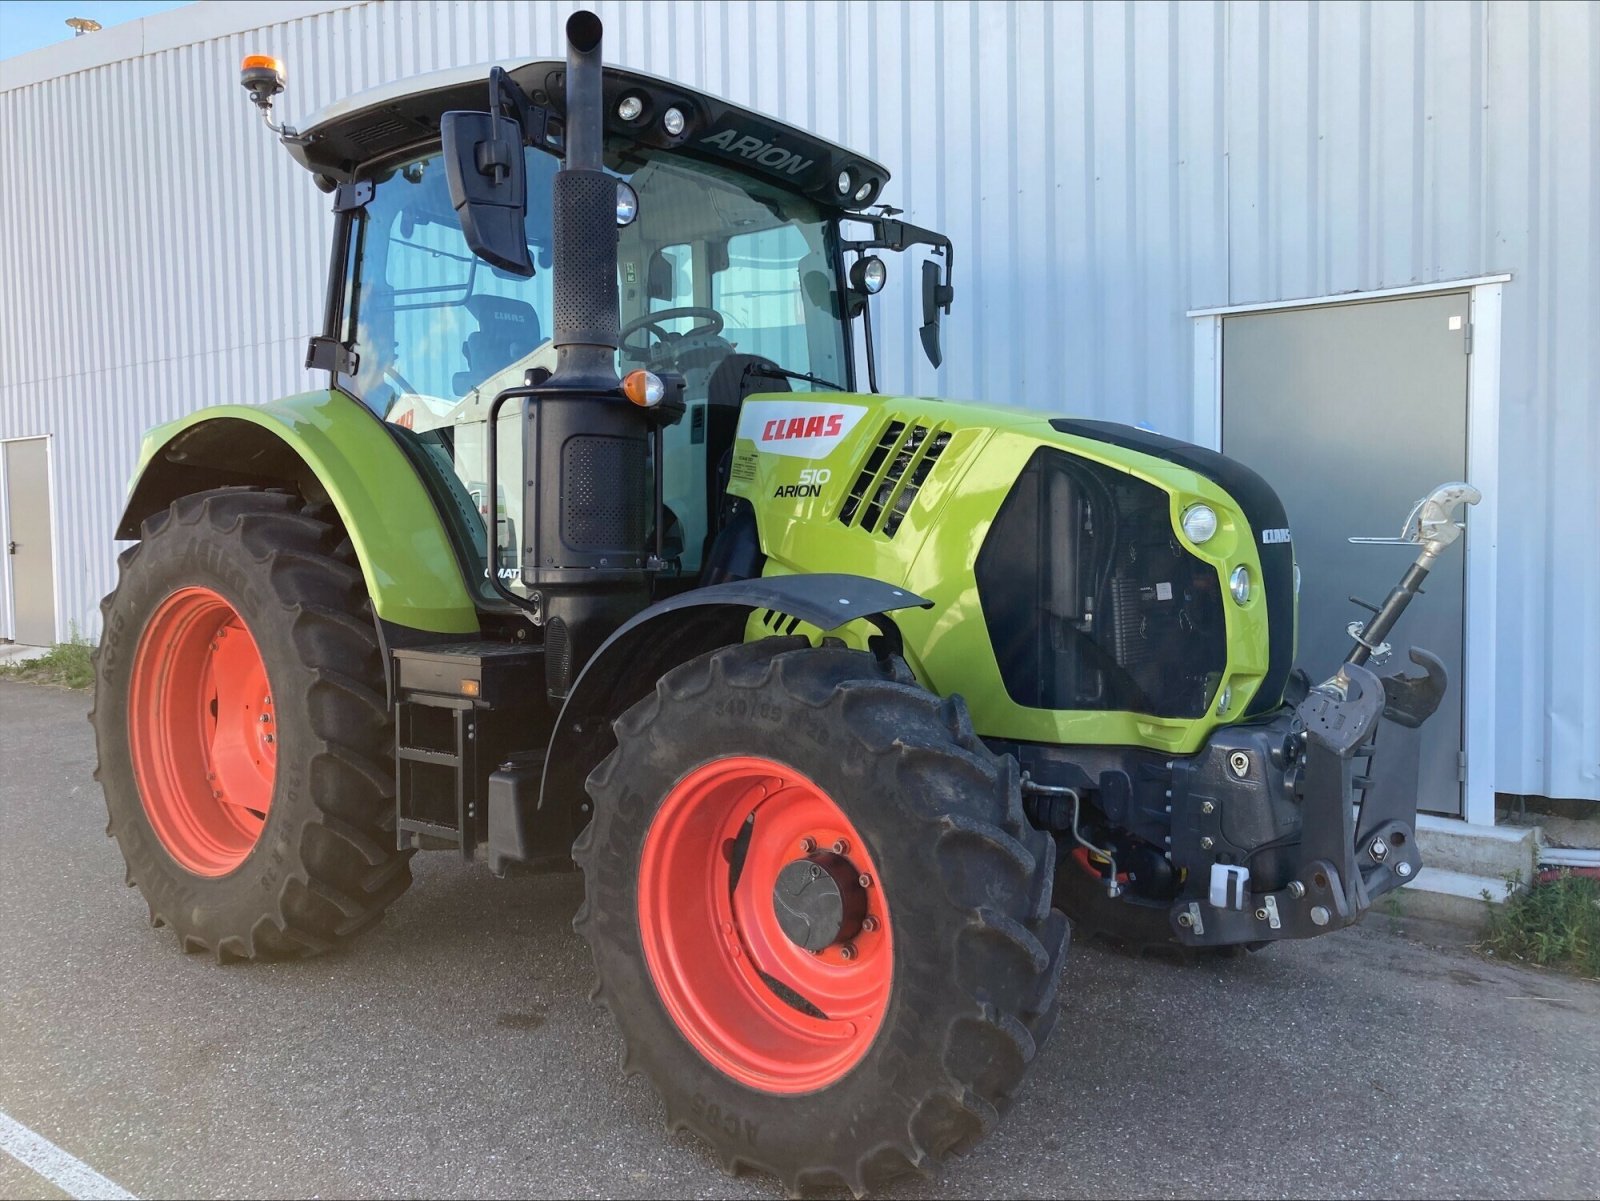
[837,420,949,537]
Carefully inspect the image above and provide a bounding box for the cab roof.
[286,59,892,212]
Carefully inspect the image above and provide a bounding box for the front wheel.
[574,638,1068,1196]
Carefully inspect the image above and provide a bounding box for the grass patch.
[1483,870,1600,979]
[0,631,95,689]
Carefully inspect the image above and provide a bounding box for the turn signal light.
[623,369,665,407]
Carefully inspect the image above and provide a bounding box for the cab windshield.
[342,141,850,582]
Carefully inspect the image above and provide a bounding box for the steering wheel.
[383,362,417,395]
[620,306,725,361]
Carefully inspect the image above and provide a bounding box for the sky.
[0,0,191,60]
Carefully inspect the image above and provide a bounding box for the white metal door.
[3,438,58,646]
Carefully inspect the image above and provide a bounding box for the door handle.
[6,541,15,554]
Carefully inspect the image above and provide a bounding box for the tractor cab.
[279,59,945,589]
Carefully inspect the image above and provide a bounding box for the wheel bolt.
[259,714,271,723]
[799,837,816,853]
[839,942,857,960]
[1200,836,1215,850]
[832,839,850,855]
[861,915,880,933]
[858,873,872,888]
[263,734,274,744]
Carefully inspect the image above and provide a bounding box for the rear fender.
[118,391,480,635]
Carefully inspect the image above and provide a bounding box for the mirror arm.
[845,216,955,307]
[843,214,955,371]
[488,67,554,152]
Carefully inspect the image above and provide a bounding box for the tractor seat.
[453,293,541,395]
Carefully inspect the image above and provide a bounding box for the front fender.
[119,391,479,635]
[513,575,931,864]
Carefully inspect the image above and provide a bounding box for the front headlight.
[1181,504,1217,544]
[1229,565,1252,605]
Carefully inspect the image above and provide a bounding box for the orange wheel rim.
[128,587,276,876]
[637,756,892,1094]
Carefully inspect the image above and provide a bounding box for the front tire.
[574,638,1068,1196]
[91,488,412,960]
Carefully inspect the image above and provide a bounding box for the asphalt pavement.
[2,679,1597,1200]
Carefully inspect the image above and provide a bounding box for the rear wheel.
[575,638,1068,1195]
[91,489,412,959]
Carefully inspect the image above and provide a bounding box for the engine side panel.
[728,393,1276,755]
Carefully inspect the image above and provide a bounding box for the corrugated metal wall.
[1,0,1595,800]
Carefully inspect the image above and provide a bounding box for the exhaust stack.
[522,9,650,704]
[547,9,621,390]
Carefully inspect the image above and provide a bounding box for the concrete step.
[1389,864,1515,933]
[1415,814,1538,882]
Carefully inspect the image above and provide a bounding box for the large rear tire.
[574,638,1068,1196]
[91,488,412,960]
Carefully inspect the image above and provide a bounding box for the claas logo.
[761,413,846,442]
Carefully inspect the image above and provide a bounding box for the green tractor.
[92,13,1476,1194]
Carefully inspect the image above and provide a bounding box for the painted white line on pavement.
[0,1110,136,1200]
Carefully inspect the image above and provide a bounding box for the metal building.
[1,0,1595,823]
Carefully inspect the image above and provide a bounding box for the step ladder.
[391,641,544,856]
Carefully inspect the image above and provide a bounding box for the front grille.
[838,419,950,537]
[975,448,1227,718]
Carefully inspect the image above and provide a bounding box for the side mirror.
[919,258,954,368]
[441,111,533,277]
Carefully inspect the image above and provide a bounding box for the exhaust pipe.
[548,9,620,389]
[520,9,648,703]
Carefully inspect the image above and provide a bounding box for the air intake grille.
[349,115,411,149]
[562,435,645,551]
[838,420,950,537]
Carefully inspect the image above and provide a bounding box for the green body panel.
[729,394,1274,754]
[126,392,480,635]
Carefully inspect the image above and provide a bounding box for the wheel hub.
[772,852,866,952]
[636,756,893,1093]
[127,586,275,876]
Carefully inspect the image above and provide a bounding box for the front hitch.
[1166,481,1480,946]
[1169,662,1418,944]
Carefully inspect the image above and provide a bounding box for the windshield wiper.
[744,362,845,392]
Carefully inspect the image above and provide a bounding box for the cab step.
[391,641,546,856]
